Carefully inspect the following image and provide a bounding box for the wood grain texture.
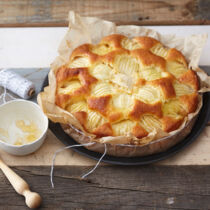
[0,166,210,209]
[0,0,210,27]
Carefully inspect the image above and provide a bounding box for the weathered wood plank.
[0,166,210,209]
[0,0,210,27]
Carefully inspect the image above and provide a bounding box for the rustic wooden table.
[0,1,210,209]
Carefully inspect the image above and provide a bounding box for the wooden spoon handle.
[0,159,41,208]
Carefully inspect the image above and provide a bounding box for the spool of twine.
[0,69,35,99]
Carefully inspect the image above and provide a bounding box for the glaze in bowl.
[0,99,48,155]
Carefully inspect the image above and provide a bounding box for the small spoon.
[0,157,41,208]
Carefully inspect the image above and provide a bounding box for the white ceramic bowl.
[0,99,48,155]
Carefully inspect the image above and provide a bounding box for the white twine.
[0,88,17,103]
[0,69,17,103]
[69,124,90,137]
[0,68,35,100]
[50,142,107,188]
[82,143,107,179]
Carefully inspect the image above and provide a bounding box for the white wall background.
[0,26,209,68]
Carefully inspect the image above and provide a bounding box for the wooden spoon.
[0,158,41,208]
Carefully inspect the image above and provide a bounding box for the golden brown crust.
[55,67,97,107]
[56,67,81,83]
[166,48,187,67]
[55,34,200,142]
[101,34,126,48]
[108,112,123,123]
[131,49,166,70]
[56,67,97,87]
[134,36,160,50]
[129,100,162,120]
[79,69,98,86]
[179,93,198,113]
[87,95,111,116]
[93,123,113,137]
[55,94,71,108]
[136,78,146,87]
[162,116,184,132]
[149,77,176,99]
[102,49,128,64]
[132,124,149,139]
[73,111,87,128]
[179,70,199,90]
[70,44,98,64]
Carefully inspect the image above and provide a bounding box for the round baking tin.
[42,76,210,165]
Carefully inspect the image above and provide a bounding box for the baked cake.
[55,34,199,145]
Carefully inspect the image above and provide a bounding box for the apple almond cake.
[38,33,203,156]
[55,34,199,142]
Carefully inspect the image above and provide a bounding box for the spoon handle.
[0,159,41,208]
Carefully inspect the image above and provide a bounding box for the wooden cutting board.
[0,68,209,166]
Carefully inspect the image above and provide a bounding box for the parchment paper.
[37,11,210,156]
